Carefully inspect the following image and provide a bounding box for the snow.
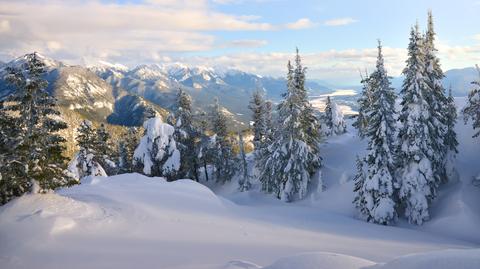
[1,99,479,269]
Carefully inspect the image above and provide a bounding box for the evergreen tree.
[69,120,107,179]
[238,132,252,191]
[118,127,139,173]
[353,156,368,218]
[171,89,199,181]
[463,65,480,138]
[0,100,28,205]
[354,41,398,225]
[259,49,322,202]
[249,90,268,147]
[353,73,373,138]
[133,117,180,180]
[322,96,347,136]
[211,98,236,183]
[424,11,451,187]
[96,123,117,175]
[2,53,75,194]
[196,111,214,182]
[397,25,433,225]
[444,87,459,181]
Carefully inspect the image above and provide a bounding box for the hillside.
[1,98,479,269]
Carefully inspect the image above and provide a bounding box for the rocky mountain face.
[91,62,332,127]
[0,54,166,125]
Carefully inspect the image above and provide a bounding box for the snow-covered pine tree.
[353,73,373,138]
[69,120,107,179]
[444,87,459,181]
[424,11,451,187]
[397,25,434,225]
[249,90,275,181]
[355,41,398,225]
[171,88,199,181]
[238,131,252,191]
[118,127,139,173]
[353,155,368,218]
[95,123,118,175]
[249,90,268,147]
[322,96,347,136]
[0,100,28,205]
[196,111,215,182]
[259,49,321,202]
[133,117,180,180]
[3,53,75,193]
[211,98,236,183]
[463,65,480,138]
[323,96,334,136]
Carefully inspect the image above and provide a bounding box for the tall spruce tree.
[211,98,236,183]
[444,87,459,180]
[353,73,373,138]
[463,65,480,138]
[0,100,27,204]
[424,11,451,187]
[2,53,75,194]
[249,90,268,147]
[397,25,434,225]
[354,41,398,225]
[259,49,321,202]
[171,89,199,181]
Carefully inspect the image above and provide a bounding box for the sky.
[0,0,479,84]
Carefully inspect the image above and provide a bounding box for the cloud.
[323,17,357,26]
[0,0,277,62]
[0,20,10,33]
[222,39,268,48]
[285,18,317,30]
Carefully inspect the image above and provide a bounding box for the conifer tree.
[238,132,252,191]
[259,49,321,202]
[211,98,236,183]
[354,41,398,225]
[96,123,117,175]
[2,53,75,194]
[118,127,139,173]
[133,117,180,180]
[0,100,28,204]
[171,89,199,181]
[463,65,480,138]
[444,87,459,180]
[69,120,107,179]
[323,96,347,136]
[353,156,368,218]
[196,111,214,182]
[424,11,451,187]
[249,90,268,147]
[397,25,433,225]
[353,74,373,138]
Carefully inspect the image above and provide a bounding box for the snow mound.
[372,249,480,269]
[262,252,375,269]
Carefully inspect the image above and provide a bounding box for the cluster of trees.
[0,53,77,205]
[353,13,459,225]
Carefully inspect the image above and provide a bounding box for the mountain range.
[0,54,478,132]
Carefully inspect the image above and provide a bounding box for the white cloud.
[0,0,277,62]
[286,18,317,30]
[223,39,268,48]
[0,20,10,33]
[324,17,357,26]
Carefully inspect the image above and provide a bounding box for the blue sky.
[0,0,479,84]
